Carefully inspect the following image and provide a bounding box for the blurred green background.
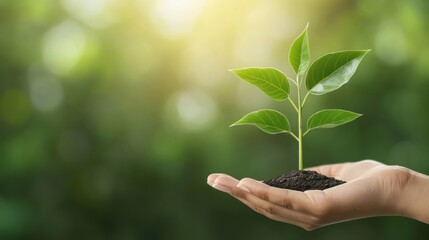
[1,0,429,239]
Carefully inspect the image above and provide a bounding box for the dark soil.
[263,170,346,191]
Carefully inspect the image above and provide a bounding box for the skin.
[207,160,429,230]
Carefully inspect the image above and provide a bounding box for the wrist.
[397,169,429,223]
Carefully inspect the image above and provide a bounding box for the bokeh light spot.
[375,21,408,65]
[165,89,218,131]
[182,44,226,89]
[43,20,86,76]
[148,0,205,37]
[28,71,63,112]
[61,0,116,28]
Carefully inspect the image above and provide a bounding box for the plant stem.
[288,77,298,87]
[301,92,310,107]
[289,132,299,142]
[288,97,299,113]
[303,129,310,137]
[297,75,303,170]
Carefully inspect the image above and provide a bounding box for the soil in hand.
[263,170,346,191]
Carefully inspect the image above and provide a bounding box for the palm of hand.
[208,160,411,230]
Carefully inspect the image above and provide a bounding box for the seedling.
[230,24,369,171]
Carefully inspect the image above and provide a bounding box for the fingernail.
[212,183,231,194]
[207,178,214,186]
[237,183,251,193]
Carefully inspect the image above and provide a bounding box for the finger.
[211,175,265,209]
[238,181,338,230]
[229,187,311,228]
[211,174,245,197]
[212,175,314,229]
[235,178,319,224]
[237,187,316,226]
[207,173,225,186]
[212,176,302,216]
[237,178,314,212]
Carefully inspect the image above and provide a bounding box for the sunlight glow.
[166,89,218,131]
[43,20,86,76]
[182,44,226,88]
[61,0,116,28]
[149,0,205,37]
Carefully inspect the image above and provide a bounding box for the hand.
[207,160,429,230]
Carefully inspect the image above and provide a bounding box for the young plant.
[230,24,369,170]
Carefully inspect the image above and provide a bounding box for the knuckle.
[233,190,246,199]
[265,206,277,215]
[281,199,293,209]
[261,192,269,201]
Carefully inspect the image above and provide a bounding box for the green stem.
[288,97,299,113]
[289,132,299,142]
[297,75,303,170]
[301,92,310,108]
[303,129,310,137]
[288,77,298,87]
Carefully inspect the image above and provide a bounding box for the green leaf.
[306,109,362,134]
[289,23,310,75]
[231,109,291,134]
[305,50,370,95]
[230,68,290,101]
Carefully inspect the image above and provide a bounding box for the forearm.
[400,170,429,223]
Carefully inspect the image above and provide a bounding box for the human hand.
[207,160,429,230]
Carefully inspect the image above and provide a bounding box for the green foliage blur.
[1,0,429,239]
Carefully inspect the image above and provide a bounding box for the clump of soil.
[263,170,346,191]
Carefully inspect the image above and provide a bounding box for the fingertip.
[207,173,223,186]
[212,175,240,188]
[211,175,240,195]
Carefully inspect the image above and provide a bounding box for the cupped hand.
[207,160,418,230]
